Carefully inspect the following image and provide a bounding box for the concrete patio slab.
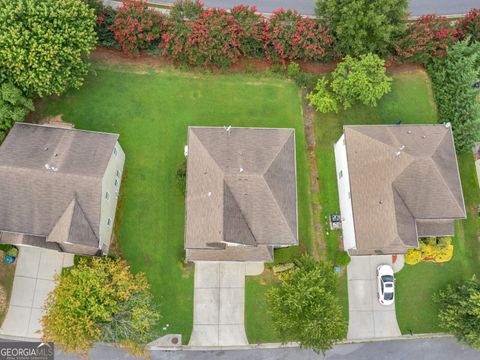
[189,262,248,347]
[0,246,74,339]
[245,262,264,276]
[347,255,402,340]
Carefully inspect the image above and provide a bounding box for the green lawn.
[313,69,456,330]
[38,64,312,343]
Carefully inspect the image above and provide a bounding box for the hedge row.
[93,1,480,68]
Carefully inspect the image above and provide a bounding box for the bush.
[315,0,408,56]
[176,159,187,195]
[111,0,165,54]
[457,8,480,43]
[169,0,203,22]
[405,237,454,265]
[393,15,457,64]
[307,77,339,113]
[0,83,34,143]
[334,251,351,266]
[97,6,118,48]
[0,0,97,97]
[287,62,301,78]
[427,40,480,152]
[161,8,242,67]
[405,248,422,265]
[265,10,334,63]
[231,5,266,58]
[435,276,480,349]
[42,257,159,353]
[331,54,392,109]
[267,255,347,354]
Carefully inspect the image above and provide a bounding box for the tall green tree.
[267,256,347,354]
[427,40,480,152]
[42,257,160,353]
[315,0,408,56]
[435,276,480,349]
[0,0,97,97]
[0,83,34,143]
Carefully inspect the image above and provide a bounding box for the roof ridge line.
[392,187,419,248]
[0,164,104,179]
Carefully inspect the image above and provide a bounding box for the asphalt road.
[54,338,480,360]
[153,0,479,16]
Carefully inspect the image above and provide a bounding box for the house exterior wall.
[99,141,125,255]
[334,134,357,251]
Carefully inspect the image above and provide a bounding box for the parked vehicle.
[376,264,395,305]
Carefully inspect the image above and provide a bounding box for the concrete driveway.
[347,255,404,340]
[189,262,263,347]
[0,246,74,339]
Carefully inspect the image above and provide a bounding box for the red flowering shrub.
[161,9,242,67]
[457,8,480,42]
[393,15,457,64]
[230,5,266,58]
[110,0,165,54]
[265,9,334,63]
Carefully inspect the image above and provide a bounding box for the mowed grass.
[313,70,442,328]
[38,65,312,342]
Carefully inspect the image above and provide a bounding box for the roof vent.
[44,164,58,172]
[407,130,412,134]
[239,167,244,173]
[394,151,401,158]
[224,125,232,135]
[444,122,451,128]
[399,145,405,151]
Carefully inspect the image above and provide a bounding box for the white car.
[376,265,395,305]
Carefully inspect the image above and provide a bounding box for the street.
[152,0,479,16]
[55,337,479,360]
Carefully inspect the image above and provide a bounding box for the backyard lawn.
[38,63,313,343]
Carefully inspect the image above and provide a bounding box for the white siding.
[99,141,125,254]
[334,135,356,251]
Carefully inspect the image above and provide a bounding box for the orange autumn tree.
[41,257,159,353]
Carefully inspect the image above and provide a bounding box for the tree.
[41,257,160,353]
[0,0,97,97]
[427,40,480,152]
[331,54,392,109]
[267,256,347,354]
[0,83,34,143]
[315,0,408,56]
[307,77,339,113]
[435,276,480,349]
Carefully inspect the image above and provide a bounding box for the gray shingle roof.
[0,123,118,251]
[344,124,466,255]
[185,127,298,261]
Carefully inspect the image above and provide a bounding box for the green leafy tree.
[331,54,392,109]
[0,83,34,143]
[41,257,160,353]
[307,77,339,113]
[435,276,480,349]
[0,0,97,97]
[427,40,480,152]
[315,0,408,56]
[267,256,347,354]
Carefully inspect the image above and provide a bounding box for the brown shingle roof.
[0,123,118,251]
[185,127,298,261]
[344,124,466,255]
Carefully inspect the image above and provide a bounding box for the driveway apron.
[0,246,74,339]
[189,262,248,347]
[347,255,403,340]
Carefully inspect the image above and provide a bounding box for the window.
[107,218,112,227]
[339,170,343,179]
[105,192,110,200]
[113,146,117,156]
[116,169,120,177]
[114,178,118,187]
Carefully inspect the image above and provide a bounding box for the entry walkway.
[347,255,403,340]
[0,246,74,339]
[189,262,263,347]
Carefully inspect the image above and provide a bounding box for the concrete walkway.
[0,246,74,339]
[189,262,263,347]
[347,255,403,340]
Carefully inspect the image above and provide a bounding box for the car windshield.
[384,292,394,301]
[382,275,394,282]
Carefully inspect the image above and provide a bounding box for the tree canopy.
[435,276,480,349]
[267,256,347,354]
[315,0,408,56]
[0,83,34,143]
[0,0,97,97]
[41,257,160,353]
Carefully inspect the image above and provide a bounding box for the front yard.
[38,63,313,343]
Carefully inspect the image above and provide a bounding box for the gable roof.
[344,124,466,255]
[0,123,119,250]
[185,127,298,261]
